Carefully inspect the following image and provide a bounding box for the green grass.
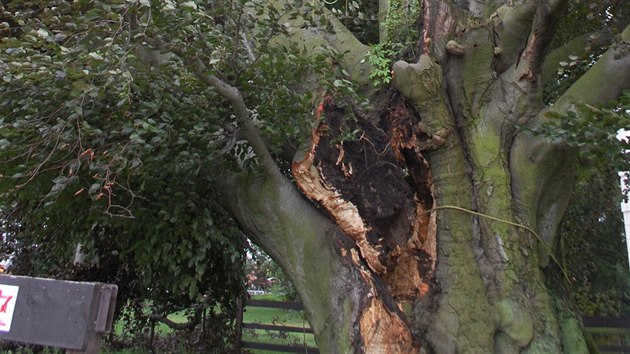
[243,305,305,326]
[585,327,630,335]
[251,293,285,301]
[240,294,316,353]
[241,301,316,354]
[109,294,317,354]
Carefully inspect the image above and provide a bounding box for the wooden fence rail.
[583,316,630,353]
[235,309,630,354]
[583,316,630,329]
[236,304,630,354]
[237,298,319,353]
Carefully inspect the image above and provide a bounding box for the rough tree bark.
[199,1,630,353]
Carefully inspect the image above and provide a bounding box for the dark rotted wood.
[315,98,418,247]
[583,317,630,329]
[242,341,319,353]
[243,322,314,334]
[246,299,304,310]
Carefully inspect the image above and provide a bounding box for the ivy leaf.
[89,183,102,195]
[180,1,198,11]
[88,52,104,61]
[36,28,50,39]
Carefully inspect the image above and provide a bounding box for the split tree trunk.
[215,1,630,353]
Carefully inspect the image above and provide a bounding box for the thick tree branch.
[219,168,418,353]
[541,5,630,86]
[188,59,278,175]
[510,23,630,265]
[263,0,372,89]
[379,0,389,43]
[516,0,569,79]
[149,306,204,330]
[553,24,630,110]
[489,0,568,77]
[490,3,538,73]
[421,0,460,61]
[541,31,613,87]
[322,13,372,87]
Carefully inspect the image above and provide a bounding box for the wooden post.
[234,295,244,352]
[149,319,156,354]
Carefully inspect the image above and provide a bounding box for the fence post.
[148,319,156,354]
[235,295,244,352]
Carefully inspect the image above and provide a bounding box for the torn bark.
[293,94,438,309]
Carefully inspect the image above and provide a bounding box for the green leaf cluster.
[382,0,419,46]
[537,92,630,178]
[362,42,401,87]
[326,0,379,44]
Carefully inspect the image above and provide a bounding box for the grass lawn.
[109,294,317,354]
[241,296,317,353]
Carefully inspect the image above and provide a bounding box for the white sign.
[0,284,19,332]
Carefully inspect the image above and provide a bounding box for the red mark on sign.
[0,290,13,313]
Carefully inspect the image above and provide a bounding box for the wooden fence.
[583,316,630,353]
[235,307,629,354]
[237,299,319,353]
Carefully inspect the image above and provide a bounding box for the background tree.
[538,91,630,318]
[562,170,630,317]
[541,30,630,319]
[2,0,630,353]
[246,243,298,299]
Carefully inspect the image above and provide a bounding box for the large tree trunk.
[211,1,630,353]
